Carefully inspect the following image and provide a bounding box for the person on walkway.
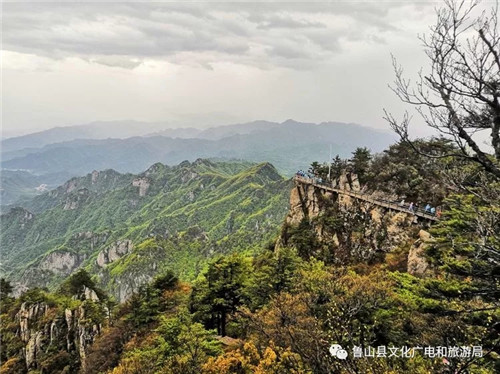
[437,207,442,218]
[409,202,414,212]
[431,207,436,215]
[425,203,431,212]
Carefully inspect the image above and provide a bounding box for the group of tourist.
[296,171,442,219]
[296,171,324,184]
[399,199,442,217]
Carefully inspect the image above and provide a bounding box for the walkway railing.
[294,176,438,222]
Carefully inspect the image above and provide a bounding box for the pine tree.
[191,254,249,336]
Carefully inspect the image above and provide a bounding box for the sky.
[1,1,470,137]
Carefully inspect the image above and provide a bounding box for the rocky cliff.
[3,285,107,373]
[280,174,432,269]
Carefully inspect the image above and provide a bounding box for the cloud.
[90,56,143,69]
[3,0,451,136]
[255,13,327,29]
[2,2,434,70]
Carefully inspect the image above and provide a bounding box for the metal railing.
[294,176,438,221]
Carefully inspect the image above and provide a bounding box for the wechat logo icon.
[329,344,348,359]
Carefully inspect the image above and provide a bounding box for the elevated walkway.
[294,176,438,222]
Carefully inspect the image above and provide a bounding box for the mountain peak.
[144,162,167,175]
[249,162,283,182]
[281,119,300,126]
[193,158,215,167]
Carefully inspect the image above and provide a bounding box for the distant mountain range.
[149,120,282,140]
[1,120,172,153]
[2,119,394,169]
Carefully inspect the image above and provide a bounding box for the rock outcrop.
[180,168,200,183]
[116,273,154,302]
[2,207,35,229]
[91,170,100,184]
[38,251,84,276]
[15,231,110,294]
[407,230,433,276]
[132,177,150,197]
[14,292,105,372]
[281,178,424,264]
[96,240,134,268]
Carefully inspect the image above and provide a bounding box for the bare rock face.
[186,190,196,202]
[25,331,44,369]
[184,226,208,241]
[117,273,153,302]
[38,251,83,276]
[64,179,78,194]
[6,207,35,229]
[96,240,134,268]
[408,230,433,276]
[17,302,49,343]
[68,304,102,371]
[91,170,100,184]
[83,286,100,302]
[132,177,150,197]
[286,184,328,225]
[14,294,105,371]
[18,208,35,228]
[282,181,425,262]
[333,171,361,191]
[16,302,51,369]
[63,200,78,210]
[180,170,199,183]
[349,174,361,191]
[22,209,34,222]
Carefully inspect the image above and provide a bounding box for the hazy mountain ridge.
[1,120,396,179]
[0,120,172,153]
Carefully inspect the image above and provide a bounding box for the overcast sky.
[1,1,471,137]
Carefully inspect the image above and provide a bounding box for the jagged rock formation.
[13,291,105,372]
[38,251,84,276]
[407,230,433,276]
[132,177,150,197]
[281,176,428,264]
[96,240,134,268]
[63,188,91,210]
[14,232,110,295]
[0,207,34,232]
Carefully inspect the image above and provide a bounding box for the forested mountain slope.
[0,159,291,300]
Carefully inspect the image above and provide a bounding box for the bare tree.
[384,0,500,179]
